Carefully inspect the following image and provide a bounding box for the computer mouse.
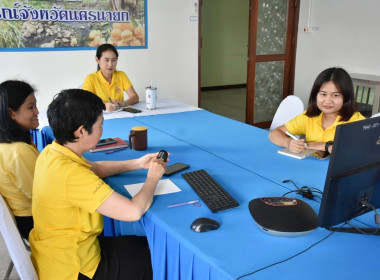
[190,217,220,233]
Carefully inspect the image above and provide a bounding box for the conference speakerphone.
[249,197,318,237]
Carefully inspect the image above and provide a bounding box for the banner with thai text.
[0,0,146,51]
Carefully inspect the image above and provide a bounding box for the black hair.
[96,43,119,71]
[305,67,358,121]
[47,89,105,144]
[0,80,36,144]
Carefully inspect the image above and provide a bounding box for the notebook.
[90,137,128,152]
[277,148,318,160]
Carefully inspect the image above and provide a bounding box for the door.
[246,0,300,127]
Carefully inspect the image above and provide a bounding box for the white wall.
[3,0,379,116]
[0,0,199,112]
[295,0,380,105]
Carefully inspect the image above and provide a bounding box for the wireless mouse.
[190,217,220,233]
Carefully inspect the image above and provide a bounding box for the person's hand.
[114,100,124,107]
[105,102,116,111]
[136,153,157,169]
[288,138,306,153]
[136,152,170,169]
[147,157,168,180]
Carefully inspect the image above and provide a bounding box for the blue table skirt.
[143,216,231,280]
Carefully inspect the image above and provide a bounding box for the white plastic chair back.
[0,195,38,280]
[269,95,305,131]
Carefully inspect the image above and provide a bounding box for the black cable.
[282,179,300,189]
[236,226,341,280]
[327,204,380,235]
[282,179,323,200]
[346,202,380,235]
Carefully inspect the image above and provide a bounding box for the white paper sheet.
[124,179,181,197]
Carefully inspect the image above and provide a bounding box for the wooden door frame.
[198,0,202,107]
[246,0,300,128]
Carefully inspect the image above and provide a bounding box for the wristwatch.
[325,141,333,154]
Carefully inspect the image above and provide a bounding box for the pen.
[105,148,126,154]
[167,200,199,208]
[285,131,299,141]
[109,97,117,110]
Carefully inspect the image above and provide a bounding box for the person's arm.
[96,157,166,221]
[306,141,333,153]
[11,145,38,198]
[88,153,159,179]
[124,86,139,106]
[268,125,306,153]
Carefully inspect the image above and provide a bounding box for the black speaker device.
[249,197,317,237]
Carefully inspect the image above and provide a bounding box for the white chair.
[0,195,37,280]
[269,95,305,131]
[371,112,380,118]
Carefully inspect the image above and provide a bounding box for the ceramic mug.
[129,126,148,150]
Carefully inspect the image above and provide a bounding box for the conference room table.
[85,104,379,279]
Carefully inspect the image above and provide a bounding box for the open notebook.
[278,148,318,160]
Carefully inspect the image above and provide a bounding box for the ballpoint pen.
[105,148,127,154]
[167,200,200,208]
[285,131,299,141]
[109,97,117,110]
[286,131,308,148]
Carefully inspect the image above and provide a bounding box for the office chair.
[269,95,305,131]
[0,195,38,280]
[41,126,55,148]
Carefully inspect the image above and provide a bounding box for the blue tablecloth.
[85,110,380,280]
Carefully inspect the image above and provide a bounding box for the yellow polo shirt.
[30,141,114,280]
[82,70,133,102]
[285,111,365,142]
[0,142,38,216]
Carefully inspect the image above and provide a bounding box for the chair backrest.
[371,112,380,118]
[269,95,305,131]
[0,195,38,280]
[41,126,55,148]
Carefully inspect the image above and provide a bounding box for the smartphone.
[164,163,190,176]
[123,107,142,113]
[96,138,117,147]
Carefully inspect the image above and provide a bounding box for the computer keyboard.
[182,169,239,212]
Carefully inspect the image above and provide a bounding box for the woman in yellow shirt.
[269,67,365,157]
[82,43,139,111]
[0,80,39,239]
